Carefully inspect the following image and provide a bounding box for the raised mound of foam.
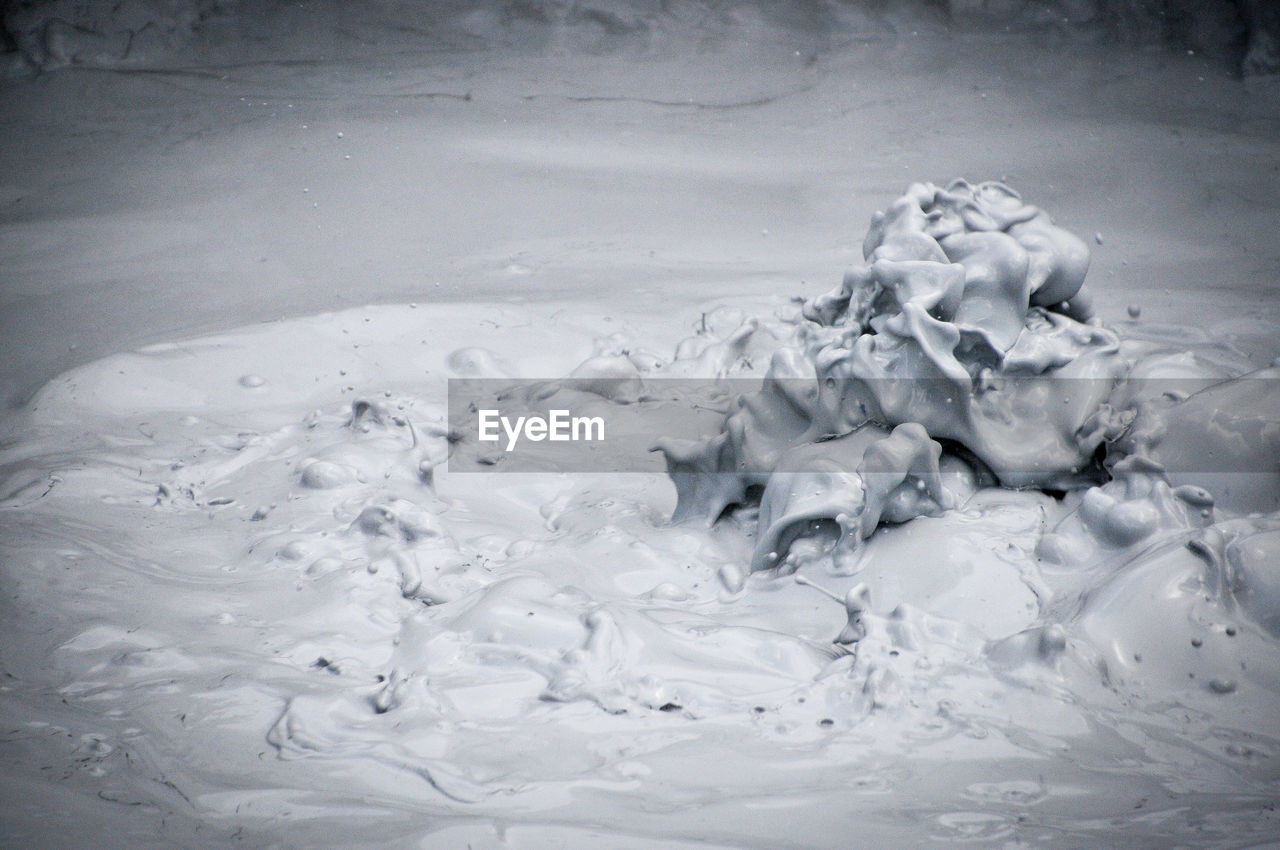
[657,180,1280,577]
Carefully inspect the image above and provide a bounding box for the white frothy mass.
[1,179,1278,847]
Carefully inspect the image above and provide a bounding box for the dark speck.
[313,657,340,674]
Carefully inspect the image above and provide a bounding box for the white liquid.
[2,29,1280,848]
[2,258,1278,847]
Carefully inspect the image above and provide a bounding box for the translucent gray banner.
[446,377,1279,475]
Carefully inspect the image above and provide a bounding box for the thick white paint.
[1,22,1279,850]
